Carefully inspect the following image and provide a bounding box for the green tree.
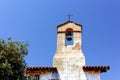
[0,38,28,80]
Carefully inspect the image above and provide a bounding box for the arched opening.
[65,28,74,45]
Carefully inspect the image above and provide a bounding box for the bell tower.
[53,20,87,80]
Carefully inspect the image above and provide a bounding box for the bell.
[66,32,73,41]
[66,35,72,41]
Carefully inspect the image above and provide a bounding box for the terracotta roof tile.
[83,66,110,73]
[26,67,57,76]
[26,66,56,70]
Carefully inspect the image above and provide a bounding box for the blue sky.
[0,0,120,80]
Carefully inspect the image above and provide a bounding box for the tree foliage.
[0,38,28,80]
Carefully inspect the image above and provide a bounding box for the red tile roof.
[26,66,56,70]
[57,20,82,28]
[25,66,110,76]
[26,67,57,76]
[83,66,110,73]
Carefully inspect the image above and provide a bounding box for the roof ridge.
[57,20,82,28]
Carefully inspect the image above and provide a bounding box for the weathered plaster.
[40,71,60,80]
[85,71,101,80]
[53,21,87,80]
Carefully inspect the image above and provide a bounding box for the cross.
[67,13,73,21]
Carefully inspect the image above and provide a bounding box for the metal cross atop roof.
[67,13,73,21]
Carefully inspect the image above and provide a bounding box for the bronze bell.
[66,32,73,41]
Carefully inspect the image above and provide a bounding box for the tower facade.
[53,20,87,80]
[25,20,110,80]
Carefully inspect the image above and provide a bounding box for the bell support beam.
[57,31,82,33]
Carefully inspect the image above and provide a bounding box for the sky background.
[0,0,120,80]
